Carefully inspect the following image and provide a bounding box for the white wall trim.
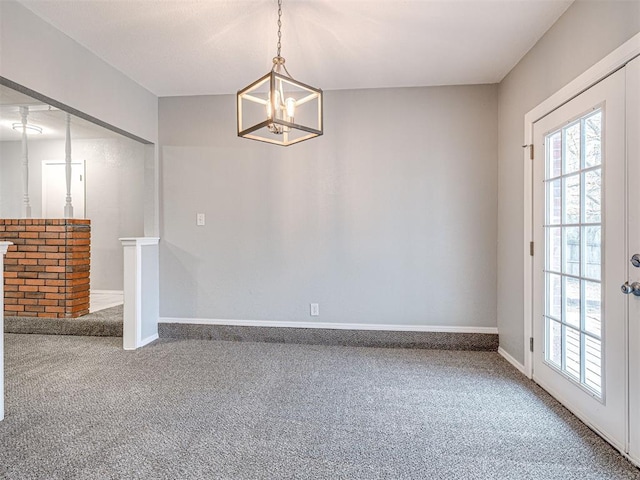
[498,346,526,376]
[522,32,640,379]
[120,237,160,246]
[91,290,124,295]
[137,333,159,350]
[159,317,498,334]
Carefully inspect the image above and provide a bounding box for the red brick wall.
[0,219,91,318]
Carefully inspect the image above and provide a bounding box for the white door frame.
[626,56,640,465]
[523,32,640,379]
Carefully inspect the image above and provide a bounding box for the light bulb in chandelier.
[266,87,297,135]
[285,97,296,120]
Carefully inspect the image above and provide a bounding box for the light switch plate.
[197,213,205,226]
[310,303,319,316]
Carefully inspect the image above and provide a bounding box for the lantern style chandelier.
[237,0,323,146]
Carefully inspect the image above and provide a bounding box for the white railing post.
[20,107,31,218]
[1,241,13,421]
[64,113,74,218]
[119,237,160,350]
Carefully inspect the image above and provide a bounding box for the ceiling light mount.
[12,122,42,135]
[237,0,323,146]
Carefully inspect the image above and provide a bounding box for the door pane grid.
[544,109,603,397]
[545,164,603,183]
[544,271,600,282]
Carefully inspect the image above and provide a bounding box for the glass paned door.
[532,68,627,451]
[543,110,603,396]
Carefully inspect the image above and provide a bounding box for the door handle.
[632,254,640,268]
[621,282,640,296]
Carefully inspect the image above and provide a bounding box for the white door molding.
[626,56,640,466]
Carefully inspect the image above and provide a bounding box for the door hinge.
[530,337,534,352]
[530,241,534,256]
[522,144,535,160]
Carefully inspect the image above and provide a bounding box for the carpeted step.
[4,304,123,337]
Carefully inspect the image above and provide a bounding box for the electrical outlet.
[310,303,319,316]
[196,213,205,226]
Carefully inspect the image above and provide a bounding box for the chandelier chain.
[276,0,283,58]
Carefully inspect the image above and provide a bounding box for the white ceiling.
[19,0,573,97]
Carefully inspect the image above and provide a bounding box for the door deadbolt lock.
[621,282,640,296]
[632,254,640,268]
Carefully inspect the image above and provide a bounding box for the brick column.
[0,219,90,318]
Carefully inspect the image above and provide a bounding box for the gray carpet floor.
[160,323,499,351]
[4,304,123,337]
[1,334,639,480]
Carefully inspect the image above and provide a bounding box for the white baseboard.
[140,333,159,348]
[159,317,498,334]
[91,290,124,296]
[124,333,159,351]
[498,347,527,376]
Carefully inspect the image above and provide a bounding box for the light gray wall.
[0,0,158,144]
[159,85,498,326]
[497,0,640,363]
[0,148,13,217]
[0,138,145,290]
